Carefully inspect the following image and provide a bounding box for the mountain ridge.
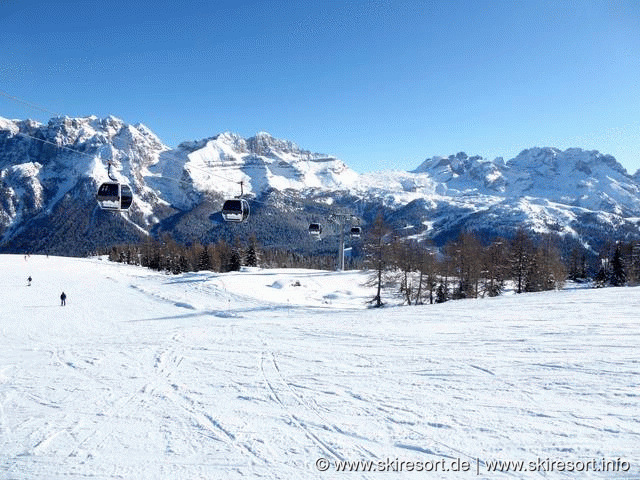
[1,114,639,256]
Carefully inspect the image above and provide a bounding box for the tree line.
[364,221,567,307]
[362,214,640,307]
[101,233,339,274]
[103,216,640,307]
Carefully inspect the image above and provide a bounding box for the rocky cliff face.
[1,115,639,256]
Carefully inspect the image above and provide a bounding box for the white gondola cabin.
[222,198,250,223]
[96,182,133,211]
[308,223,322,236]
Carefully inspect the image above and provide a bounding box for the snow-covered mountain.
[149,131,359,211]
[0,116,170,254]
[354,149,640,246]
[1,115,639,255]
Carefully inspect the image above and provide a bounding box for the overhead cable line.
[0,89,61,117]
[0,89,356,217]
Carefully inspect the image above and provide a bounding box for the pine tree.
[245,234,259,267]
[435,282,448,303]
[594,266,607,288]
[229,248,242,272]
[197,245,212,271]
[610,244,627,286]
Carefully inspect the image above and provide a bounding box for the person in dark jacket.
[60,291,66,306]
[28,276,32,286]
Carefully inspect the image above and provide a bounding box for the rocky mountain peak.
[1,115,640,256]
[508,147,629,177]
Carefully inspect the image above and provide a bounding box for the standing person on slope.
[60,291,66,306]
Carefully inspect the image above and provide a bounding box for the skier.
[27,276,32,286]
[60,291,66,306]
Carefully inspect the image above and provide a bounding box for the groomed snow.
[1,255,638,479]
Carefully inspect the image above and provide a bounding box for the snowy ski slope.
[0,255,639,479]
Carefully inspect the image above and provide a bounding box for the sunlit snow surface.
[1,255,639,479]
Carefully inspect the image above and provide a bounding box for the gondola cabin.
[308,223,322,236]
[350,226,362,238]
[222,198,250,222]
[96,182,133,211]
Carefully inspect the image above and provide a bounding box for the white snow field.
[0,255,639,479]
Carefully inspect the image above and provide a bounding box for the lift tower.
[329,211,359,271]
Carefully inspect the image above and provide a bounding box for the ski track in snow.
[0,255,639,479]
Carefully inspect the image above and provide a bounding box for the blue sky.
[1,0,639,173]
